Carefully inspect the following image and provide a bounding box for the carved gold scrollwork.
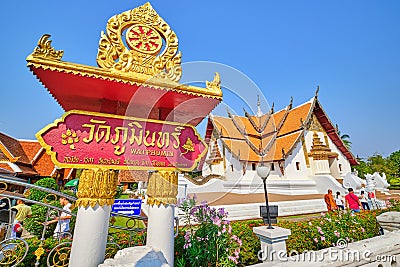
[146,171,178,206]
[206,72,221,93]
[76,169,118,208]
[308,114,324,132]
[0,238,28,266]
[0,182,7,193]
[31,34,64,60]
[46,242,72,267]
[96,2,182,82]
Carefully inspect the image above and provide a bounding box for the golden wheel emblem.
[126,25,162,54]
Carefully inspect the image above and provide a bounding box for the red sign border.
[36,110,208,172]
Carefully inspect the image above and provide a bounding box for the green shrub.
[114,186,123,199]
[28,178,58,202]
[24,201,60,238]
[175,197,242,267]
[231,220,264,266]
[387,198,400,211]
[19,236,70,267]
[24,200,77,239]
[278,210,380,253]
[108,230,146,249]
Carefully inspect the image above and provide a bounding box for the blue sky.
[1,1,399,158]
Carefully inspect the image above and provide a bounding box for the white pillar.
[69,205,111,267]
[68,169,118,267]
[146,204,175,266]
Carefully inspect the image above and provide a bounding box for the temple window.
[271,163,275,171]
[339,164,342,172]
[230,165,234,172]
[252,163,256,171]
[296,162,300,171]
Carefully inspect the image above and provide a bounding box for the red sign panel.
[36,110,207,171]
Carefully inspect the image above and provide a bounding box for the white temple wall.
[284,141,311,180]
[325,135,352,175]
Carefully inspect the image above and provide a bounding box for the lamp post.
[256,163,273,229]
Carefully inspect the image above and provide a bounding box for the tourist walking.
[359,191,370,210]
[335,191,345,210]
[43,197,72,238]
[345,188,363,213]
[324,189,337,211]
[11,199,32,238]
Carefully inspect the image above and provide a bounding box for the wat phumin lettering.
[82,119,183,156]
[37,110,207,171]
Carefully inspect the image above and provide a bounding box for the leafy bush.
[19,236,70,267]
[231,220,264,266]
[28,178,58,202]
[278,210,380,253]
[24,201,60,238]
[114,186,123,199]
[175,197,242,267]
[24,200,77,239]
[386,198,400,211]
[108,230,146,249]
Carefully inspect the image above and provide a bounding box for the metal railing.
[0,174,148,266]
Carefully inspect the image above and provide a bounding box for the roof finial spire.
[256,95,263,117]
[289,96,293,110]
[315,85,320,98]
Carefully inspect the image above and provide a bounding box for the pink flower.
[314,238,318,243]
[361,228,365,233]
[321,212,326,216]
[334,231,340,237]
[212,218,222,227]
[321,236,325,241]
[228,255,238,264]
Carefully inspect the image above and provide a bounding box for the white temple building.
[176,93,364,217]
[175,92,394,218]
[182,93,356,194]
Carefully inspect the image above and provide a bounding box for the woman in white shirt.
[335,191,344,210]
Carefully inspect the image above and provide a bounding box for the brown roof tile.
[19,141,42,162]
[0,133,30,164]
[118,170,149,183]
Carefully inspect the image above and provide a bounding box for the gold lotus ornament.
[61,129,79,150]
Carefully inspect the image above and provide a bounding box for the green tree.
[388,150,400,178]
[354,153,393,179]
[336,125,352,150]
[28,177,58,202]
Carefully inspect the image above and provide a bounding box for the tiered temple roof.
[205,95,358,165]
[0,132,74,179]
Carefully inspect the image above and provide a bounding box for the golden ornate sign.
[97,2,182,82]
[36,110,207,171]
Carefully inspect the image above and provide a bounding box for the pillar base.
[146,204,175,266]
[253,226,291,262]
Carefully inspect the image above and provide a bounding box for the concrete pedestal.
[253,226,291,262]
[69,204,111,267]
[146,204,175,266]
[99,246,169,267]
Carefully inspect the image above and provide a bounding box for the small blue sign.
[112,199,142,216]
